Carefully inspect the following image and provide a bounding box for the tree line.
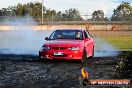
[0,2,132,22]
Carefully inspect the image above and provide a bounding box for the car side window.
[84,31,88,38]
[49,31,56,40]
[85,31,91,38]
[84,30,91,38]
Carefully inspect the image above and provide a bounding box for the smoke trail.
[0,16,53,55]
[94,37,119,57]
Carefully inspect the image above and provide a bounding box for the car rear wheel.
[81,49,87,63]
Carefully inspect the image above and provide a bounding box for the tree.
[0,8,11,16]
[111,2,132,21]
[4,2,46,22]
[0,2,84,22]
[44,9,56,22]
[92,10,104,21]
[0,8,12,22]
[55,11,63,21]
[61,8,84,21]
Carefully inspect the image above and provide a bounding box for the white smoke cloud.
[0,16,53,55]
[94,37,119,57]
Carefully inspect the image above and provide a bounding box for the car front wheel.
[39,52,42,60]
[81,49,87,63]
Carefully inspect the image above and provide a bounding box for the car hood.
[43,39,83,47]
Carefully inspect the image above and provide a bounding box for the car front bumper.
[39,49,83,60]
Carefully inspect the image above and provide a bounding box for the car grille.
[52,47,67,50]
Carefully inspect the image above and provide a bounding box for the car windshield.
[49,30,83,40]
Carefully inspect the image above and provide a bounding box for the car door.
[84,30,93,57]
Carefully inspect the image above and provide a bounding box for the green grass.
[101,36,132,51]
[90,31,132,51]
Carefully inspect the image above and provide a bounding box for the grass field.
[90,31,132,51]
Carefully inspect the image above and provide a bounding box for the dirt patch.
[0,51,130,88]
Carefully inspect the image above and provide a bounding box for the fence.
[0,16,132,31]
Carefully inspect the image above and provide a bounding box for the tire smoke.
[0,16,53,55]
[94,37,119,57]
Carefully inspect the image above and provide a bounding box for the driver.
[75,31,81,39]
[57,34,62,38]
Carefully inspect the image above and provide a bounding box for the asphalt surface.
[0,52,126,88]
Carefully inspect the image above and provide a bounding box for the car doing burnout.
[39,29,94,62]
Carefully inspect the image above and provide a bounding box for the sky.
[0,0,132,18]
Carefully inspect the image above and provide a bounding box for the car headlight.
[69,47,80,50]
[41,46,50,50]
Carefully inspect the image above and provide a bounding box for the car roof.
[55,28,85,31]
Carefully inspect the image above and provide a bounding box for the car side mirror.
[45,37,49,40]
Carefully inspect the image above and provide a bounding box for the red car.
[39,29,94,62]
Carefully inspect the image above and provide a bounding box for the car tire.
[81,49,87,63]
[38,52,42,61]
[92,47,94,58]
